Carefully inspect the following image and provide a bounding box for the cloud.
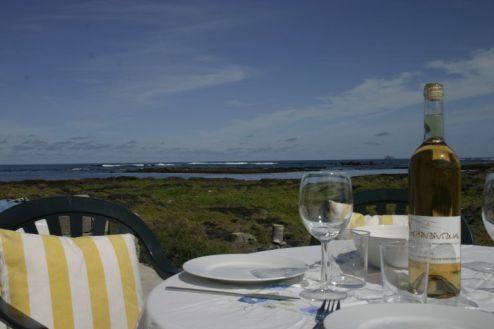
[280,137,298,143]
[2,134,230,163]
[40,47,494,162]
[319,72,420,116]
[6,135,110,155]
[226,99,267,108]
[59,50,250,105]
[115,140,139,150]
[225,144,296,156]
[9,1,232,30]
[134,65,248,99]
[15,135,47,151]
[185,47,494,157]
[191,73,421,152]
[426,48,494,100]
[449,102,494,124]
[177,48,494,156]
[5,1,251,106]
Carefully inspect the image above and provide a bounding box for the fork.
[312,299,340,329]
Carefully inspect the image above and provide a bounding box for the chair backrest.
[354,188,474,245]
[0,196,179,278]
[354,188,409,215]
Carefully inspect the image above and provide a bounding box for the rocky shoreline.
[126,162,491,174]
[0,164,492,266]
[127,166,324,174]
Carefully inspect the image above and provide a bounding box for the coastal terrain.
[0,163,492,267]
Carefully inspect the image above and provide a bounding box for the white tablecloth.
[139,245,494,329]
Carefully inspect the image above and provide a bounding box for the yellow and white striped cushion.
[328,200,353,221]
[0,229,143,329]
[325,202,408,228]
[347,212,409,228]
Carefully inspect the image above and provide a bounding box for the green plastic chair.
[310,188,474,245]
[355,188,473,245]
[354,188,409,215]
[0,195,179,329]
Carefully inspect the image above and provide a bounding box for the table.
[139,245,494,329]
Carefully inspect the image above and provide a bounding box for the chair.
[354,188,409,215]
[0,195,179,329]
[354,188,474,245]
[310,188,474,245]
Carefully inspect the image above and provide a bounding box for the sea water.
[0,158,489,182]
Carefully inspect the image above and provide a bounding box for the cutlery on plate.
[165,286,300,301]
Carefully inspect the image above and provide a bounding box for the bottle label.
[409,215,461,264]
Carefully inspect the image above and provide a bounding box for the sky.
[1,0,493,164]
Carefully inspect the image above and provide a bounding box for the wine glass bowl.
[482,173,494,241]
[299,171,353,300]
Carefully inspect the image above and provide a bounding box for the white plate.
[326,303,494,329]
[183,254,306,283]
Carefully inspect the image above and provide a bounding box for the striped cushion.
[347,212,408,228]
[0,229,143,329]
[328,200,353,221]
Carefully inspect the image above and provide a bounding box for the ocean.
[0,158,491,182]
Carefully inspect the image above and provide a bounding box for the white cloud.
[5,0,250,107]
[184,47,494,157]
[7,46,493,162]
[136,65,248,99]
[12,1,221,29]
[4,0,494,163]
[449,102,494,124]
[319,72,420,116]
[81,63,250,106]
[427,48,494,100]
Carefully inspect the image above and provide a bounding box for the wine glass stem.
[320,240,331,285]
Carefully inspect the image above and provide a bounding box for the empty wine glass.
[299,171,353,300]
[482,173,494,241]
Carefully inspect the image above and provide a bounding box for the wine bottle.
[408,82,461,298]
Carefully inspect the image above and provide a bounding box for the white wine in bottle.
[408,83,461,299]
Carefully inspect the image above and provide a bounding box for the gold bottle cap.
[424,83,444,101]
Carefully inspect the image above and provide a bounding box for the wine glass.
[482,173,494,241]
[299,171,353,300]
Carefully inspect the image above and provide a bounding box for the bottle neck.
[423,98,444,142]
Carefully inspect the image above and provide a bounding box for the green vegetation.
[0,166,492,267]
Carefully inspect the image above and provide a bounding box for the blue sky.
[1,0,493,164]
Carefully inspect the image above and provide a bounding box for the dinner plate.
[182,254,306,283]
[326,303,494,329]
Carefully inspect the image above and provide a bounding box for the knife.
[165,286,300,301]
